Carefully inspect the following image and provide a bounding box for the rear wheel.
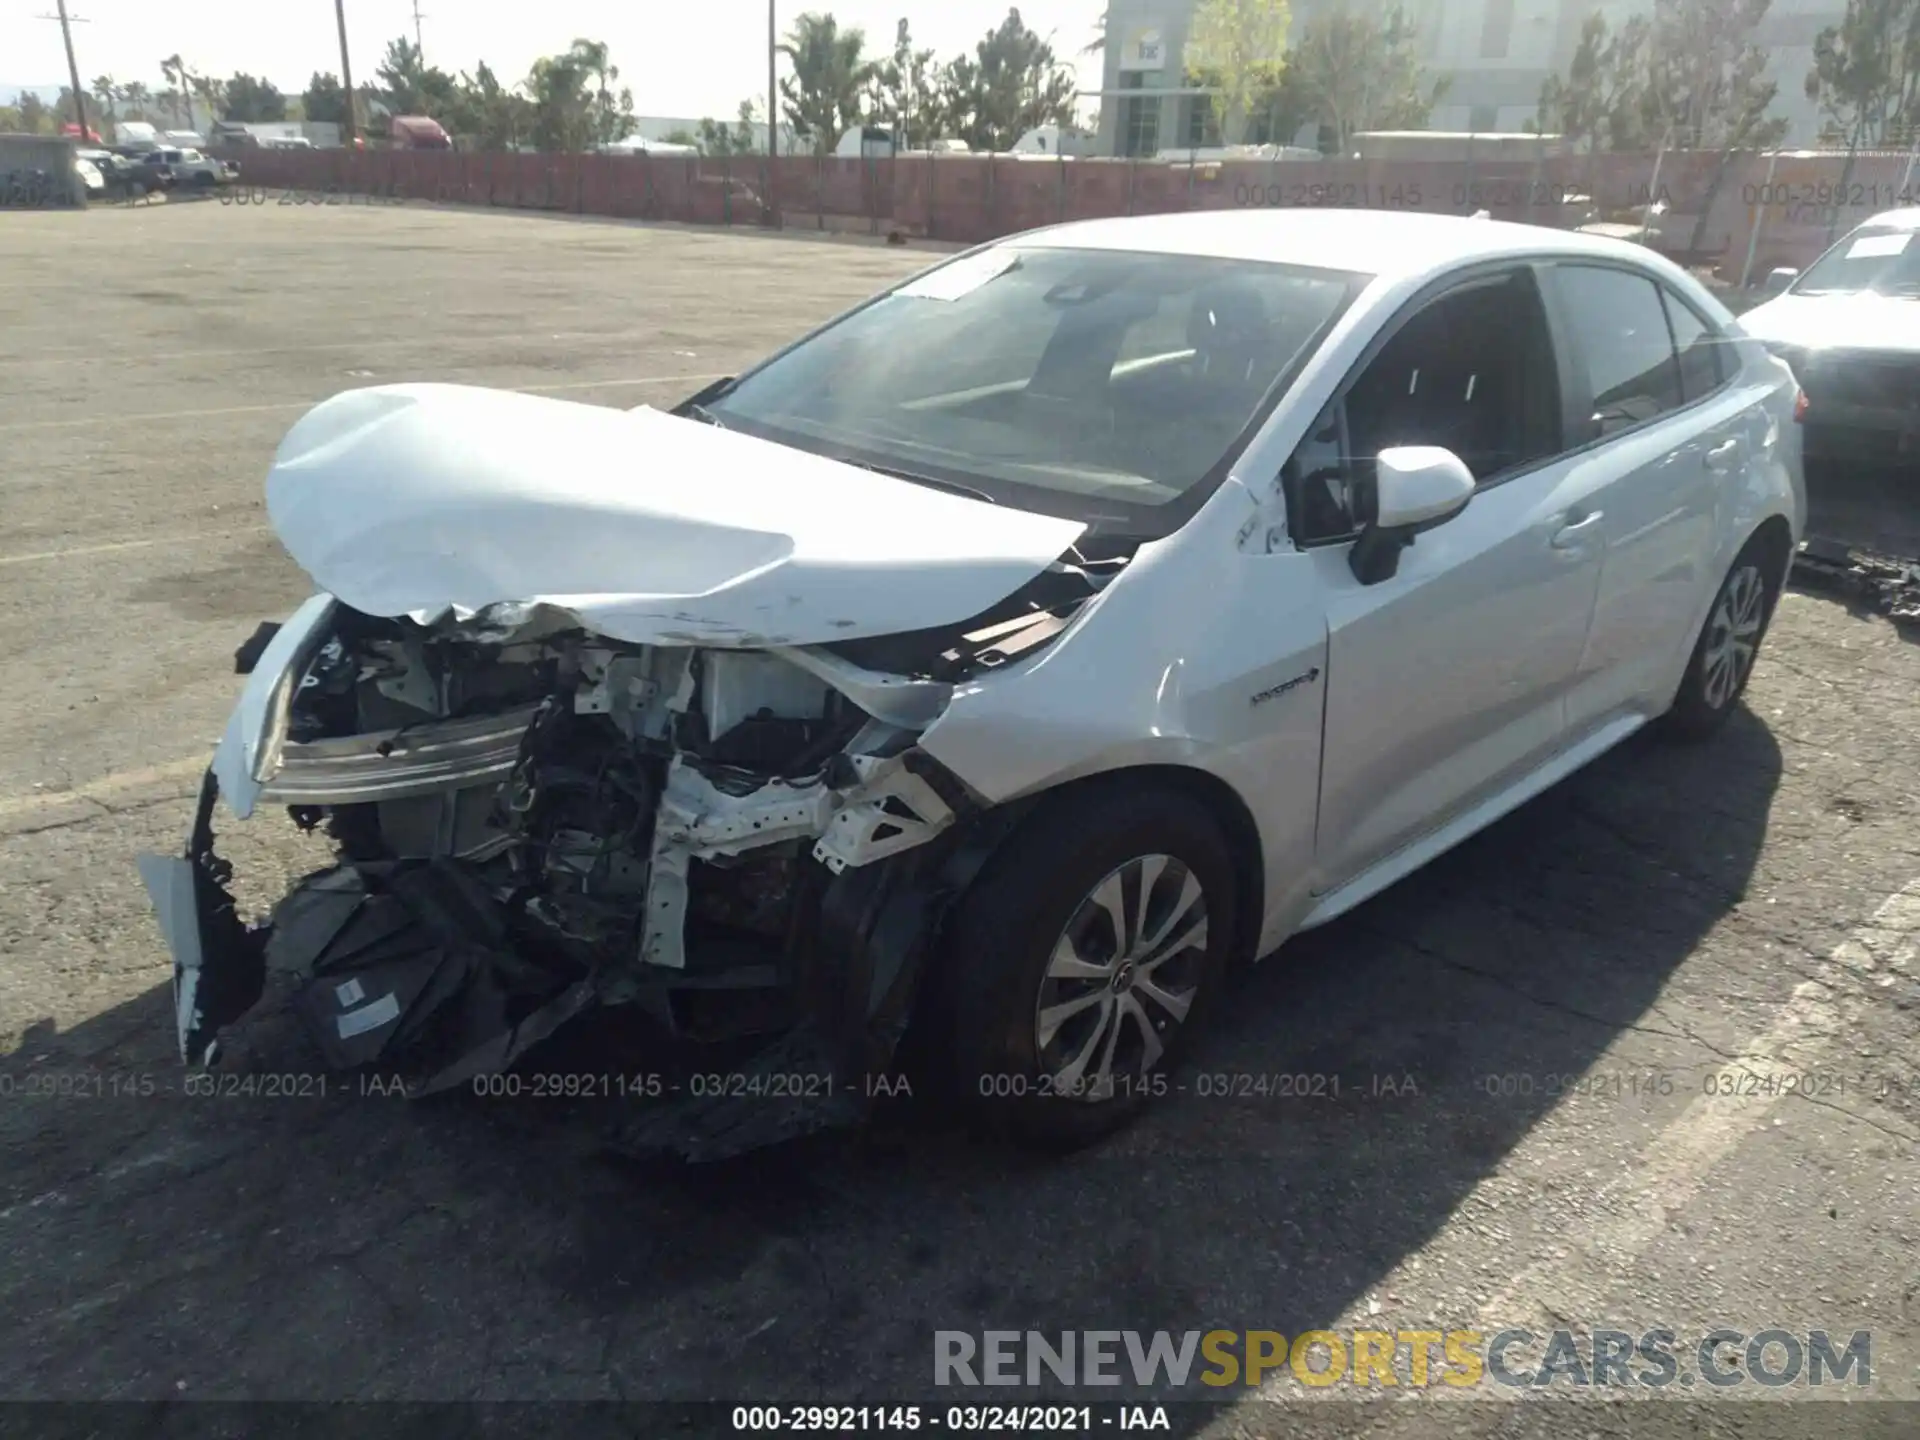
[939,781,1237,1148]
[1661,533,1785,740]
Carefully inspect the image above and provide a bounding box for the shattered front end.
[137,571,1103,1158]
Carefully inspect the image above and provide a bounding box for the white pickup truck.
[145,146,239,189]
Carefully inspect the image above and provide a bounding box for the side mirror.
[1763,266,1799,296]
[1349,446,1476,585]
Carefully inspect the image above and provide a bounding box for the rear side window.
[1554,265,1683,436]
[1661,291,1726,401]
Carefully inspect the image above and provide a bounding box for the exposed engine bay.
[149,546,1128,1160]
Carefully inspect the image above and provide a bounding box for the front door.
[1290,266,1607,889]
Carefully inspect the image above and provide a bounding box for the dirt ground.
[2,199,1918,1437]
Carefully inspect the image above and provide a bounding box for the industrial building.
[1091,0,1848,158]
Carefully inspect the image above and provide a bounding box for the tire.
[939,780,1238,1148]
[1661,532,1785,741]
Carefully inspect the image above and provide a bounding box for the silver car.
[141,210,1807,1156]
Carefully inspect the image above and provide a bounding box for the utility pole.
[334,0,358,146]
[412,0,426,65]
[36,2,91,136]
[767,0,780,224]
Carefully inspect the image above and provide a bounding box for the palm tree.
[160,55,186,126]
[90,75,117,127]
[192,74,222,128]
[1082,16,1106,58]
[566,38,623,143]
[778,12,878,155]
[121,80,150,121]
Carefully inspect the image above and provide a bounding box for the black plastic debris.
[181,769,267,1065]
[268,859,591,1093]
[233,620,282,674]
[1791,540,1920,629]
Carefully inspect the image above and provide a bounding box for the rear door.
[1541,263,1761,735]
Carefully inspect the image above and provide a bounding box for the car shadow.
[0,711,1784,1422]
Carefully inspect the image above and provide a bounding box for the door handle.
[1705,438,1743,471]
[1551,511,1605,549]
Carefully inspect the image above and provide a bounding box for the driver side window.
[1284,268,1562,546]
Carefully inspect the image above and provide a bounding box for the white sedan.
[140,209,1805,1155]
[1741,206,1920,463]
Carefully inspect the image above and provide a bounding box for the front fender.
[213,593,338,819]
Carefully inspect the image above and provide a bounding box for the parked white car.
[140,210,1804,1156]
[1740,206,1920,464]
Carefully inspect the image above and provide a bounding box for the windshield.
[1791,224,1920,297]
[702,245,1365,530]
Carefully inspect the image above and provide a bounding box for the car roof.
[1014,208,1669,282]
[1856,207,1920,231]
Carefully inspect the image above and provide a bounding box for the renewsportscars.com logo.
[933,1328,1873,1390]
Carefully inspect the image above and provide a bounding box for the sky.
[1,0,1107,119]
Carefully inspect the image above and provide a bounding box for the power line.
[412,0,427,65]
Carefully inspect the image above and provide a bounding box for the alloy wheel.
[1033,853,1209,1102]
[1701,563,1768,710]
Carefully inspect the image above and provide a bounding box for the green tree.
[1284,3,1446,151]
[376,37,430,114]
[1184,58,1297,146]
[779,12,878,154]
[159,55,208,130]
[191,75,222,133]
[90,75,117,127]
[386,38,467,135]
[453,62,533,149]
[52,88,90,132]
[526,39,634,150]
[1187,0,1291,145]
[222,74,288,122]
[1806,0,1920,146]
[7,92,51,133]
[302,72,349,126]
[121,81,151,120]
[1536,12,1654,153]
[1640,0,1782,151]
[934,8,1079,152]
[1639,0,1788,248]
[699,98,763,155]
[867,19,942,147]
[575,39,636,143]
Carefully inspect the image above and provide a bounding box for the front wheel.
[1661,535,1784,740]
[939,781,1238,1148]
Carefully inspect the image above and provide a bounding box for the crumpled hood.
[1739,293,1920,355]
[265,383,1086,647]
